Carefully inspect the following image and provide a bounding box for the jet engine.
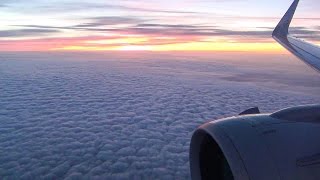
[189,105,320,180]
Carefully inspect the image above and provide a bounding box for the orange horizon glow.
[53,42,284,52]
[1,29,318,53]
[0,35,291,53]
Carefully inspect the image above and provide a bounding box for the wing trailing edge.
[272,0,320,73]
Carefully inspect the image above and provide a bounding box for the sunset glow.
[54,42,284,52]
[0,0,319,52]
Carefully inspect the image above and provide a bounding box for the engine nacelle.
[190,105,320,180]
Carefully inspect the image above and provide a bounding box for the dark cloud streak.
[0,29,60,38]
[75,16,146,28]
[13,22,320,43]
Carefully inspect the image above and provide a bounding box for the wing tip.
[272,0,300,39]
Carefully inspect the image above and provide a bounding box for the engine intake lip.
[190,120,249,180]
[199,130,234,180]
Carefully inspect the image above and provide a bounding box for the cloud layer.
[0,52,319,179]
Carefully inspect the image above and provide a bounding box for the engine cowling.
[190,105,320,180]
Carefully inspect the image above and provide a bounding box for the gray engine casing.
[190,105,320,180]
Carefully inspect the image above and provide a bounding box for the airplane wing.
[272,0,320,73]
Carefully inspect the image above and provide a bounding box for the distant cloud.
[0,36,122,51]
[12,21,320,44]
[74,16,145,28]
[289,27,320,41]
[0,29,59,37]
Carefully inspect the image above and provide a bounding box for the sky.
[0,0,320,52]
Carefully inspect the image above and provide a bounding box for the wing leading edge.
[272,0,320,73]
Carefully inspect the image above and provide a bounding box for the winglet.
[272,0,300,39]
